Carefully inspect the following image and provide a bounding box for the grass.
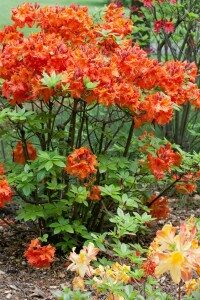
[0,0,108,29]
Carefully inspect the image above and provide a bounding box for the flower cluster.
[149,217,200,284]
[148,195,170,220]
[147,143,182,180]
[0,3,199,127]
[67,242,100,277]
[87,185,101,201]
[93,262,130,300]
[12,141,37,165]
[94,262,130,285]
[141,258,157,278]
[173,171,200,194]
[0,177,14,208]
[185,278,200,295]
[65,147,98,180]
[24,238,55,268]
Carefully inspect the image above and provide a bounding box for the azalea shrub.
[0,2,200,254]
[127,0,200,152]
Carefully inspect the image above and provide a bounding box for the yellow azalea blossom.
[185,278,200,295]
[150,218,200,284]
[106,293,125,300]
[94,263,131,286]
[155,251,184,284]
[154,223,177,252]
[72,276,85,291]
[67,242,99,278]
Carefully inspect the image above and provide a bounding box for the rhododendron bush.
[0,2,200,256]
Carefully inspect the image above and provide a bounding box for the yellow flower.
[72,276,85,291]
[67,242,99,277]
[155,251,184,284]
[185,279,198,295]
[155,223,177,252]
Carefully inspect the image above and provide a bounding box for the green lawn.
[0,0,107,29]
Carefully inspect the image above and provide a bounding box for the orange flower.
[0,177,14,208]
[175,183,196,194]
[0,2,199,113]
[148,196,170,221]
[141,258,156,278]
[174,172,197,194]
[147,143,182,179]
[0,163,4,176]
[11,2,37,28]
[196,170,200,177]
[12,141,37,165]
[147,155,168,180]
[65,147,98,180]
[24,238,55,268]
[87,185,101,201]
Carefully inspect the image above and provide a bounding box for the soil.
[0,195,200,300]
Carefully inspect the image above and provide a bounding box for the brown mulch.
[0,195,200,300]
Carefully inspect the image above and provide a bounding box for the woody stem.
[68,98,79,151]
[178,282,181,300]
[123,120,135,157]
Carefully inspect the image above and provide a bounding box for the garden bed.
[1,196,199,300]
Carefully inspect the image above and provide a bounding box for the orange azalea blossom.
[141,258,156,278]
[0,177,14,208]
[24,238,55,268]
[138,130,155,140]
[87,185,101,201]
[0,163,4,176]
[134,92,174,128]
[65,147,98,180]
[0,3,199,119]
[175,183,196,194]
[149,217,200,284]
[173,172,198,194]
[147,143,182,179]
[148,195,170,221]
[12,141,37,165]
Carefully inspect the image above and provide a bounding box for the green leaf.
[53,160,66,168]
[83,76,99,90]
[45,161,53,171]
[37,169,47,181]
[22,183,35,196]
